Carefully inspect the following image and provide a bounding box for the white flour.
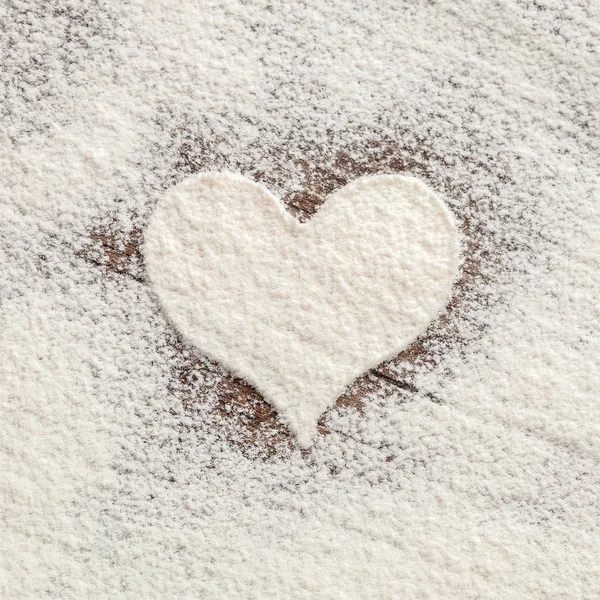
[144,173,459,444]
[1,0,599,598]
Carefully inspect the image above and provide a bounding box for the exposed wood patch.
[77,226,144,283]
[76,133,505,458]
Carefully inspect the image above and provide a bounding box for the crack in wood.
[371,370,444,404]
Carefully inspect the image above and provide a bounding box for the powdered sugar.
[1,0,599,597]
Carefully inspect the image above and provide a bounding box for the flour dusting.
[1,0,599,598]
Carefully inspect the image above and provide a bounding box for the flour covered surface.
[145,173,458,444]
[1,0,599,598]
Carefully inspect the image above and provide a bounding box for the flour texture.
[145,173,458,443]
[1,0,599,598]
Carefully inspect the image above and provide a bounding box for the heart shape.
[145,173,459,445]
